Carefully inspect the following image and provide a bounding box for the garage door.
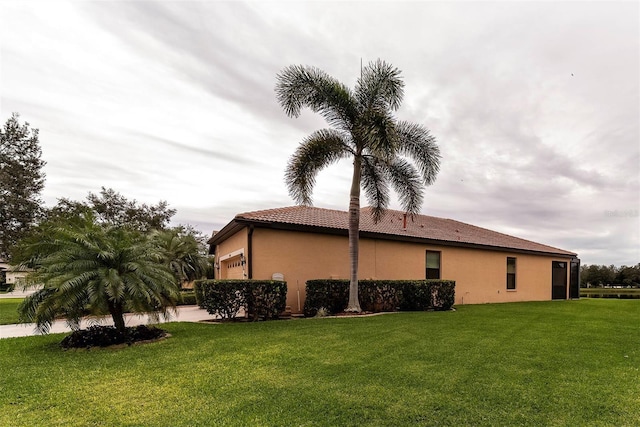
[223,257,245,279]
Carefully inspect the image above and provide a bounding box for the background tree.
[0,113,46,260]
[581,263,640,287]
[14,214,180,334]
[85,187,176,231]
[276,60,440,312]
[153,226,210,286]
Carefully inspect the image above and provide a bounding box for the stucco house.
[0,258,30,288]
[208,206,580,313]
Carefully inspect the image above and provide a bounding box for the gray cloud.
[2,1,637,266]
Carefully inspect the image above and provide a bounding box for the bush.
[60,325,166,349]
[0,282,15,293]
[304,279,456,316]
[304,280,350,317]
[178,291,197,306]
[197,280,287,321]
[193,280,205,308]
[200,280,246,319]
[398,281,431,311]
[430,280,455,310]
[245,281,287,321]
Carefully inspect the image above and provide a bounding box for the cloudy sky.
[1,1,638,266]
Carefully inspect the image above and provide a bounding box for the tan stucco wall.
[214,228,248,280]
[0,262,30,285]
[215,227,573,313]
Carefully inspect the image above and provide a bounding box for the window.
[507,257,516,290]
[426,251,441,279]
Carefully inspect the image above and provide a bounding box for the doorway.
[552,261,568,300]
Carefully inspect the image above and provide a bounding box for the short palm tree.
[16,219,180,333]
[153,227,210,286]
[276,59,440,312]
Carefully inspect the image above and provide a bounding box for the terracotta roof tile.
[231,206,576,256]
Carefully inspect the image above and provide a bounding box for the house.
[0,258,30,287]
[208,206,580,313]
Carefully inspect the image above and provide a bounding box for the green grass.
[581,287,640,294]
[0,298,23,325]
[0,300,638,426]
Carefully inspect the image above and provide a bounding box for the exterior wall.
[0,261,30,285]
[422,244,572,304]
[250,228,350,312]
[214,228,248,280]
[247,228,574,313]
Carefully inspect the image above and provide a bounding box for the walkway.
[0,305,221,339]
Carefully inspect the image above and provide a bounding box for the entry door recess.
[552,261,568,300]
[569,258,580,299]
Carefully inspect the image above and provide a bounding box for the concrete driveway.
[0,305,221,339]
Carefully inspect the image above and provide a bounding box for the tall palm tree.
[16,218,180,333]
[276,59,440,312]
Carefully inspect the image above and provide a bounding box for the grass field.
[581,287,640,295]
[0,299,638,426]
[0,298,23,325]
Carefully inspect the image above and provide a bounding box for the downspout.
[247,225,254,279]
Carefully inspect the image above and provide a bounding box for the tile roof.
[217,205,576,257]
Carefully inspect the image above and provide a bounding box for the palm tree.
[16,217,180,333]
[153,226,210,287]
[276,59,440,312]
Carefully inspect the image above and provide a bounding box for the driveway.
[0,305,221,339]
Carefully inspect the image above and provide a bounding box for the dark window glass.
[426,251,441,279]
[507,257,516,290]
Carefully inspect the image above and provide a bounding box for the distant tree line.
[580,264,640,288]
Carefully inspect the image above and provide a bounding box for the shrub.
[398,281,431,311]
[178,291,197,306]
[0,282,15,293]
[245,281,287,321]
[430,280,455,310]
[304,280,349,317]
[200,280,246,320]
[197,280,288,321]
[304,279,456,316]
[193,280,205,308]
[359,281,402,312]
[60,325,166,349]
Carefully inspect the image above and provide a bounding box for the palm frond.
[358,110,398,160]
[285,129,351,205]
[396,121,441,185]
[360,156,390,223]
[386,158,424,215]
[275,65,357,131]
[356,59,404,113]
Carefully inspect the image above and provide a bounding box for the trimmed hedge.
[0,282,15,293]
[304,279,455,317]
[194,280,287,321]
[178,291,197,306]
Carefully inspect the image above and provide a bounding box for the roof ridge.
[221,205,575,256]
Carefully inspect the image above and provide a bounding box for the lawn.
[0,300,638,426]
[0,298,23,325]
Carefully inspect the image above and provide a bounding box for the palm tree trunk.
[108,300,127,333]
[345,156,362,312]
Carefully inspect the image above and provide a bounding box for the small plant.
[315,307,329,318]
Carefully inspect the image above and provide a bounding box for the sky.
[1,1,638,266]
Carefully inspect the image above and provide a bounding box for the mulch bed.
[60,325,168,350]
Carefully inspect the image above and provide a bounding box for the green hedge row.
[304,279,455,317]
[177,291,197,306]
[0,283,15,293]
[193,280,287,321]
